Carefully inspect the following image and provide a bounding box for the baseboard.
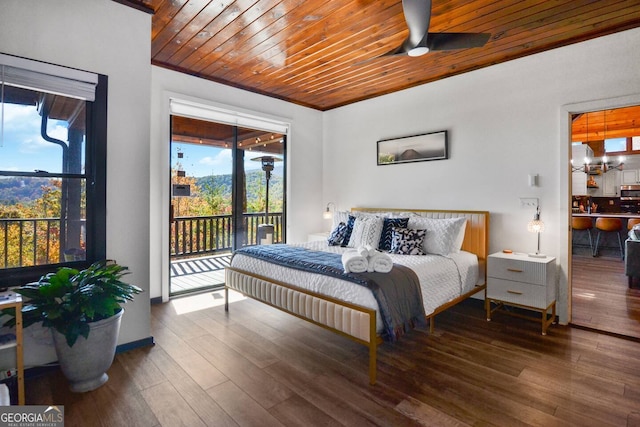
[116,336,155,353]
[150,296,163,305]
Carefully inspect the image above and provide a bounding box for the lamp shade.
[527,219,545,233]
[323,202,335,220]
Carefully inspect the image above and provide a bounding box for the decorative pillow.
[347,216,385,248]
[407,217,467,255]
[378,217,409,252]
[332,210,378,229]
[327,222,348,246]
[332,211,351,230]
[630,224,640,240]
[390,228,426,255]
[341,215,357,247]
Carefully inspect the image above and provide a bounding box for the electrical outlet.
[519,197,539,208]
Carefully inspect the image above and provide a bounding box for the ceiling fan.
[381,0,491,58]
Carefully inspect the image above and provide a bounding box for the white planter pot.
[51,309,123,393]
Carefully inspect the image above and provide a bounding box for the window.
[604,137,628,153]
[0,54,107,286]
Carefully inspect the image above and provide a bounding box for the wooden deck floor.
[170,253,231,295]
[26,292,640,426]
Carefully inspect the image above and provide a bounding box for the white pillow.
[347,216,385,248]
[407,217,467,255]
[332,211,351,229]
[332,210,380,229]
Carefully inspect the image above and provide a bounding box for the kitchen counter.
[572,213,640,218]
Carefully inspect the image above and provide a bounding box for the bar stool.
[628,218,640,230]
[571,217,594,256]
[594,217,624,259]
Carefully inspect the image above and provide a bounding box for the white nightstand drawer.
[488,256,549,286]
[487,278,552,309]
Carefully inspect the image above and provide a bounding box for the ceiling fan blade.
[359,0,490,63]
[427,32,491,50]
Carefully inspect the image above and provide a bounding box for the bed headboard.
[351,208,489,263]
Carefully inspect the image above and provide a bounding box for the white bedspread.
[230,240,480,331]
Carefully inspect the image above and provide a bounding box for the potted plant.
[3,260,142,392]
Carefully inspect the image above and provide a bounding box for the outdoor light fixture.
[251,155,282,221]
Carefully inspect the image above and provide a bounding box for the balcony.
[169,212,283,295]
[1,212,283,295]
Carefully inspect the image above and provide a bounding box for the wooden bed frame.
[225,208,489,384]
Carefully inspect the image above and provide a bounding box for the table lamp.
[527,206,545,258]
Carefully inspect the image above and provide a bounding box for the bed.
[224,208,489,384]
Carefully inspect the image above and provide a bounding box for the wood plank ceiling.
[121,0,640,111]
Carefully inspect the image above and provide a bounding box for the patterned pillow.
[327,222,348,246]
[407,217,467,255]
[378,217,409,252]
[347,216,385,248]
[341,215,357,247]
[332,211,351,230]
[390,228,426,255]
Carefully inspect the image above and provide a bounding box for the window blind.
[0,53,98,101]
[170,98,289,134]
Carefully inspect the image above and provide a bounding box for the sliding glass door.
[169,116,286,296]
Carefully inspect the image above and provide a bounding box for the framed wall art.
[377,130,448,165]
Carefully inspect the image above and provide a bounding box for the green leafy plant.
[3,260,142,347]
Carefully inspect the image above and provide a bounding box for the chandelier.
[571,110,625,174]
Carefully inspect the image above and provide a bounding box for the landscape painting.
[377,131,448,165]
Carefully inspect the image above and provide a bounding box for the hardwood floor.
[571,252,640,340]
[26,290,640,426]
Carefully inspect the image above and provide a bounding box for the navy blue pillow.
[390,228,426,255]
[378,217,409,252]
[327,222,348,246]
[341,215,357,247]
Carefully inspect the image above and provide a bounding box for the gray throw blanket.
[233,244,425,341]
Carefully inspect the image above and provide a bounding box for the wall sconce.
[527,206,546,258]
[323,202,335,220]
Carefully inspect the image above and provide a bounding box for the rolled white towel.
[342,250,368,273]
[363,244,377,257]
[356,246,369,258]
[369,251,393,273]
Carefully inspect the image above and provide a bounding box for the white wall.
[0,0,152,357]
[149,67,323,299]
[323,28,640,323]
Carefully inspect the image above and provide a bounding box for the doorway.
[168,116,286,296]
[570,105,640,339]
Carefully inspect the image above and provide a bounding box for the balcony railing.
[1,212,283,268]
[169,212,283,259]
[0,217,83,268]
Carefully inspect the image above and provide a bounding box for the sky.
[0,104,70,174]
[171,142,281,178]
[0,103,281,178]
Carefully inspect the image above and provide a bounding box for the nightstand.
[307,232,330,242]
[486,252,557,335]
